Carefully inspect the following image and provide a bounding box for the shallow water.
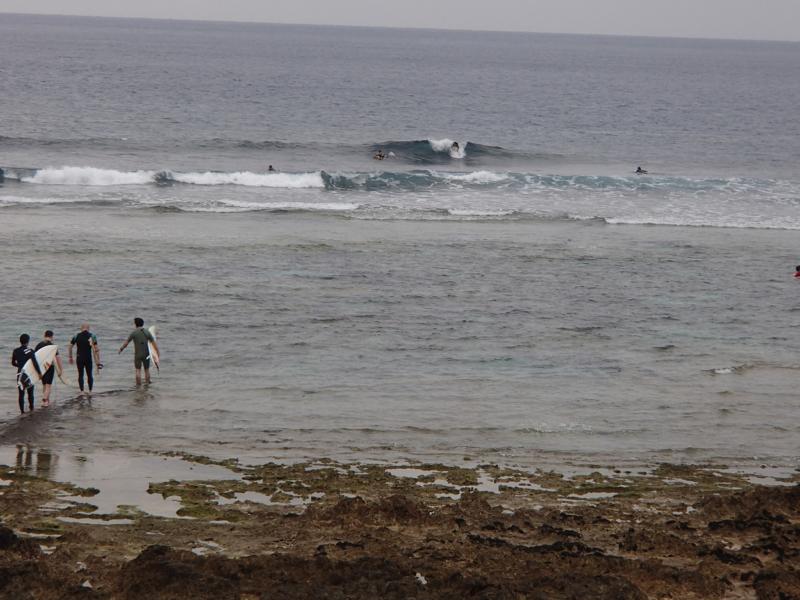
[0,444,238,516]
[0,208,798,468]
[0,15,798,471]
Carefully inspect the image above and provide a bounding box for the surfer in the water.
[118,317,160,385]
[35,330,63,407]
[795,265,800,278]
[11,334,35,413]
[635,166,648,174]
[373,149,386,161]
[69,323,102,395]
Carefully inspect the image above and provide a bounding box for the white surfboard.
[147,326,160,372]
[18,345,59,390]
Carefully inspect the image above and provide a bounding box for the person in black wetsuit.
[35,330,63,407]
[11,334,35,413]
[69,323,102,394]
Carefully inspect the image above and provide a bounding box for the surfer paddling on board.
[635,166,648,174]
[119,317,160,385]
[69,323,102,395]
[11,334,36,413]
[795,265,800,278]
[35,330,63,407]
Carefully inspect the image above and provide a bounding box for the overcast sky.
[2,0,799,42]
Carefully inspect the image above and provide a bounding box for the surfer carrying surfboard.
[118,317,160,385]
[11,334,36,413]
[34,330,64,407]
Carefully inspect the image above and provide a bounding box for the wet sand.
[1,448,799,599]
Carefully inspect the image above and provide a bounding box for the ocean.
[1,13,799,470]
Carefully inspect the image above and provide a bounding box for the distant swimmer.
[119,317,160,385]
[373,150,386,161]
[69,323,101,395]
[635,166,648,174]
[268,165,275,172]
[795,265,800,278]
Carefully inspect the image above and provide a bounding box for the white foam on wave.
[22,167,155,186]
[441,170,508,184]
[19,167,327,189]
[172,171,325,188]
[429,138,466,159]
[447,208,516,217]
[188,200,360,213]
[0,195,87,206]
[604,215,800,230]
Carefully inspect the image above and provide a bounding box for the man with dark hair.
[34,330,63,407]
[69,323,102,394]
[11,334,35,413]
[119,317,160,385]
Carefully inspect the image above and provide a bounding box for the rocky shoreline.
[1,455,798,599]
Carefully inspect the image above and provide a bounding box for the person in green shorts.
[118,317,160,385]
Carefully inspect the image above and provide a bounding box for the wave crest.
[24,166,155,186]
[17,166,326,188]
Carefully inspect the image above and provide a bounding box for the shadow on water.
[12,443,57,479]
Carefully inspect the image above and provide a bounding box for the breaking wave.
[3,163,799,229]
[371,139,513,163]
[7,166,326,189]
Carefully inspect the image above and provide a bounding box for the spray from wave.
[428,138,466,159]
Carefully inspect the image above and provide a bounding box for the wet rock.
[697,544,762,566]
[700,485,800,522]
[117,545,238,600]
[753,570,800,600]
[0,526,39,556]
[307,494,428,525]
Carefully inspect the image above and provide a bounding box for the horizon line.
[2,11,799,45]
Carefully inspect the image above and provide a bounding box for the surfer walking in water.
[118,317,160,385]
[35,330,63,407]
[11,334,35,413]
[69,323,102,395]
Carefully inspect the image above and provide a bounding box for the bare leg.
[135,367,142,386]
[42,383,52,406]
[144,367,151,385]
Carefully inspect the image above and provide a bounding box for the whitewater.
[2,164,799,229]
